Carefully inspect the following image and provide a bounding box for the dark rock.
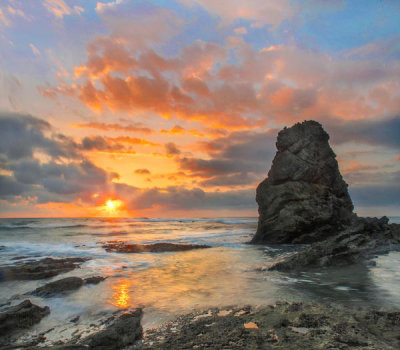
[70,316,80,323]
[141,302,400,349]
[252,120,400,270]
[80,308,142,349]
[102,241,211,253]
[30,277,84,297]
[84,276,106,284]
[0,257,89,281]
[0,300,50,340]
[269,216,400,271]
[253,120,354,244]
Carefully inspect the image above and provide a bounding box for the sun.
[107,200,116,210]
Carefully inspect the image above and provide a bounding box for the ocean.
[1,217,400,344]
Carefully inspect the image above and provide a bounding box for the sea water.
[0,217,399,343]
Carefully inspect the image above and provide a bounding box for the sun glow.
[100,199,125,217]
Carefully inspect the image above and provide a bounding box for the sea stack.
[252,120,354,244]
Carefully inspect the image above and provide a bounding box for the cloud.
[327,116,400,149]
[42,0,84,19]
[182,0,294,28]
[165,142,181,156]
[0,112,79,161]
[95,1,183,48]
[234,27,247,35]
[0,112,118,205]
[0,174,27,196]
[71,122,153,134]
[80,136,124,151]
[125,186,255,211]
[134,168,151,175]
[29,43,40,56]
[350,185,400,207]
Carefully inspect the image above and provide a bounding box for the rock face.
[251,120,400,270]
[252,120,354,244]
[0,300,50,341]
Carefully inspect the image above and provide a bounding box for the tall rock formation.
[252,120,354,244]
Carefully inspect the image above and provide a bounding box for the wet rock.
[84,276,106,284]
[269,216,400,271]
[0,300,50,343]
[102,241,210,253]
[0,257,89,281]
[30,275,107,297]
[80,308,142,349]
[31,277,84,297]
[252,120,354,244]
[142,302,400,349]
[70,316,80,323]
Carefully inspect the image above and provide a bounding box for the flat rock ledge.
[0,257,89,281]
[102,241,211,253]
[29,276,107,298]
[141,301,400,349]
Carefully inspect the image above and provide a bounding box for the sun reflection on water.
[109,279,133,308]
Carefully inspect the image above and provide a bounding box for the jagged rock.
[102,241,210,253]
[0,257,89,281]
[251,120,400,270]
[80,309,142,349]
[0,300,50,341]
[269,216,400,271]
[252,120,354,244]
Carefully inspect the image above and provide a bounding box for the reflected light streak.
[110,279,133,308]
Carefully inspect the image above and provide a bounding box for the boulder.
[252,120,354,244]
[81,309,142,349]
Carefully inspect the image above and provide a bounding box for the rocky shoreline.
[140,301,400,349]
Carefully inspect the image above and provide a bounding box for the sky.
[0,0,399,218]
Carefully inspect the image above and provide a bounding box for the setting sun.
[107,200,116,210]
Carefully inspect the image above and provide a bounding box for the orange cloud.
[71,122,153,134]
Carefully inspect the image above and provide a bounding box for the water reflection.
[110,279,133,308]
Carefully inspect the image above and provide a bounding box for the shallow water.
[0,217,399,344]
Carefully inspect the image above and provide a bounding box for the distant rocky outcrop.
[252,120,400,270]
